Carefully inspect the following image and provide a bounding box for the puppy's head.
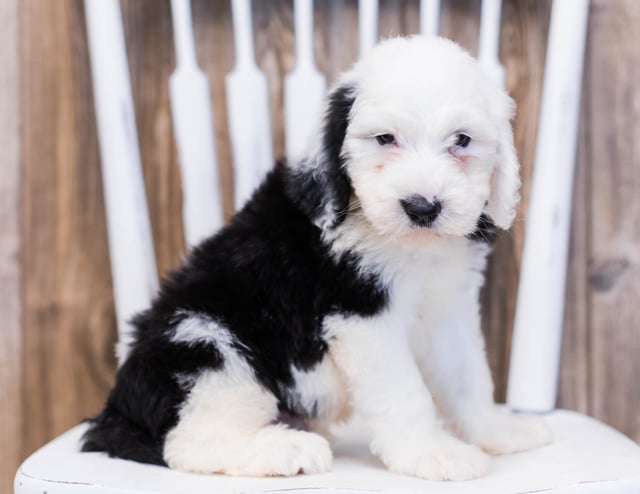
[290,36,520,237]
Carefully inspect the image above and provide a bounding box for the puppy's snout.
[400,195,442,227]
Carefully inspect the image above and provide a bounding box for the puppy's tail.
[81,407,166,466]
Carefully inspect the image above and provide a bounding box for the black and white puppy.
[82,36,551,480]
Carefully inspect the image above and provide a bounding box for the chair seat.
[15,409,640,494]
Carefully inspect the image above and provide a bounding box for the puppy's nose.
[400,195,442,227]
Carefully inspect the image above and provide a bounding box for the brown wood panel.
[378,0,420,39]
[583,0,640,442]
[558,92,591,416]
[20,0,116,459]
[315,0,360,83]
[0,0,22,492]
[440,0,481,54]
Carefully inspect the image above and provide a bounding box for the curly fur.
[82,36,550,480]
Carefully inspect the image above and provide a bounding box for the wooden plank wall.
[558,0,640,441]
[0,0,21,492]
[20,1,117,470]
[2,1,639,493]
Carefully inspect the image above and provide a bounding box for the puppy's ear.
[286,83,357,229]
[486,97,521,230]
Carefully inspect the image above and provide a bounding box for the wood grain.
[378,0,420,39]
[583,0,640,441]
[557,90,591,415]
[11,1,640,484]
[20,0,116,459]
[0,0,22,491]
[440,0,481,54]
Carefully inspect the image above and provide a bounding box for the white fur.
[165,314,333,476]
[286,360,350,422]
[322,219,491,480]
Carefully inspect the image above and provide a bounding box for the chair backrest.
[84,0,589,413]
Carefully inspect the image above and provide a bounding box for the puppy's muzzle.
[401,195,442,227]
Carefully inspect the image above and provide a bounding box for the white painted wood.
[169,0,224,247]
[420,0,441,36]
[478,0,505,86]
[226,0,274,211]
[14,410,640,493]
[284,0,326,163]
[358,0,378,57]
[507,0,590,413]
[84,0,159,364]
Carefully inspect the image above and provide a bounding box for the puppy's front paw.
[470,413,552,455]
[380,434,490,481]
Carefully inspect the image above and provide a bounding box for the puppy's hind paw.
[166,426,333,477]
[381,434,490,481]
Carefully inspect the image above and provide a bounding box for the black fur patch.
[466,214,498,244]
[286,84,357,227]
[82,163,387,465]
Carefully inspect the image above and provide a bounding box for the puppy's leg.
[164,369,332,476]
[327,312,489,481]
[419,288,552,455]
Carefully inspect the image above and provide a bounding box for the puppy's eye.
[454,133,471,148]
[375,133,396,146]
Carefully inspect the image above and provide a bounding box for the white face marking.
[336,36,519,238]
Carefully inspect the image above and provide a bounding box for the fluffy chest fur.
[321,225,492,416]
[300,240,488,415]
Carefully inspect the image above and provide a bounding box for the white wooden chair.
[14,0,640,493]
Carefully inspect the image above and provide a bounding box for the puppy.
[82,35,551,480]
